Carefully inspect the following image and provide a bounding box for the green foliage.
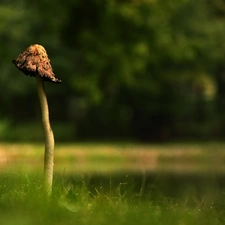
[0,122,75,142]
[1,0,225,141]
[0,118,11,140]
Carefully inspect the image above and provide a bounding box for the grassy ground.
[0,142,225,225]
[1,142,225,174]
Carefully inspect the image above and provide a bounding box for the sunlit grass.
[1,142,225,174]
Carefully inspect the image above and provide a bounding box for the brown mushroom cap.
[12,44,61,83]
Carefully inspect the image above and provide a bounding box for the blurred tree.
[1,0,225,141]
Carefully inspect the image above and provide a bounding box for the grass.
[2,142,225,174]
[0,173,224,225]
[0,142,225,224]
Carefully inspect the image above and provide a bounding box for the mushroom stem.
[36,75,54,195]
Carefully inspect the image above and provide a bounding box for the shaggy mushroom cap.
[12,44,61,83]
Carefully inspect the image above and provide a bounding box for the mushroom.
[12,44,61,195]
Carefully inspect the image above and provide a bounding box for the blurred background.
[1,0,225,143]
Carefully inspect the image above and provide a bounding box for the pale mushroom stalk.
[36,75,54,195]
[12,44,61,196]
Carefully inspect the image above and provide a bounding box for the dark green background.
[1,0,225,142]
